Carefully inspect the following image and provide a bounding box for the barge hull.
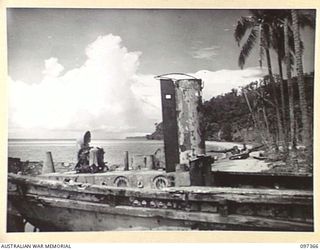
[7,173,313,232]
[9,194,313,231]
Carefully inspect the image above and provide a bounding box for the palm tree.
[260,9,313,151]
[269,10,314,152]
[234,9,315,151]
[291,9,312,149]
[234,10,284,146]
[268,12,291,150]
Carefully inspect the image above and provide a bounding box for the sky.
[7,9,316,139]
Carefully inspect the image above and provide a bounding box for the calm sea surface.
[8,139,164,165]
[8,139,233,166]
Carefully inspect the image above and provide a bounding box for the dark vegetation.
[148,73,314,143]
[148,9,315,172]
[202,74,314,143]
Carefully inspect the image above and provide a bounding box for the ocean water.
[7,139,236,166]
[8,139,165,166]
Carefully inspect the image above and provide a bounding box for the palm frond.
[271,25,285,60]
[288,26,304,54]
[262,23,271,47]
[289,52,295,72]
[287,10,315,29]
[298,10,316,29]
[234,16,255,46]
[238,28,259,69]
[289,51,295,66]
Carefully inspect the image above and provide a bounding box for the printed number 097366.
[300,244,318,248]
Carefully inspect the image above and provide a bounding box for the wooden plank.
[187,193,312,205]
[10,173,313,196]
[10,182,311,212]
[12,194,313,231]
[212,170,312,177]
[169,186,313,196]
[8,174,313,205]
[8,174,188,201]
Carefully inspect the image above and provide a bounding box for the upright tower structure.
[157,74,205,172]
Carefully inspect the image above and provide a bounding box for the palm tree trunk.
[277,49,289,150]
[243,90,257,127]
[262,104,270,135]
[265,46,284,147]
[284,17,296,150]
[291,9,312,148]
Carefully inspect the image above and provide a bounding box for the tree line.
[232,9,314,166]
[202,73,314,145]
[148,9,314,168]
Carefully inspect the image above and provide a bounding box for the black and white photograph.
[6,7,316,234]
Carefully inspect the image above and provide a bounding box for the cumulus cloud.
[42,57,64,77]
[9,34,160,138]
[8,34,266,138]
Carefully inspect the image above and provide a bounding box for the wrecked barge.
[7,74,313,231]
